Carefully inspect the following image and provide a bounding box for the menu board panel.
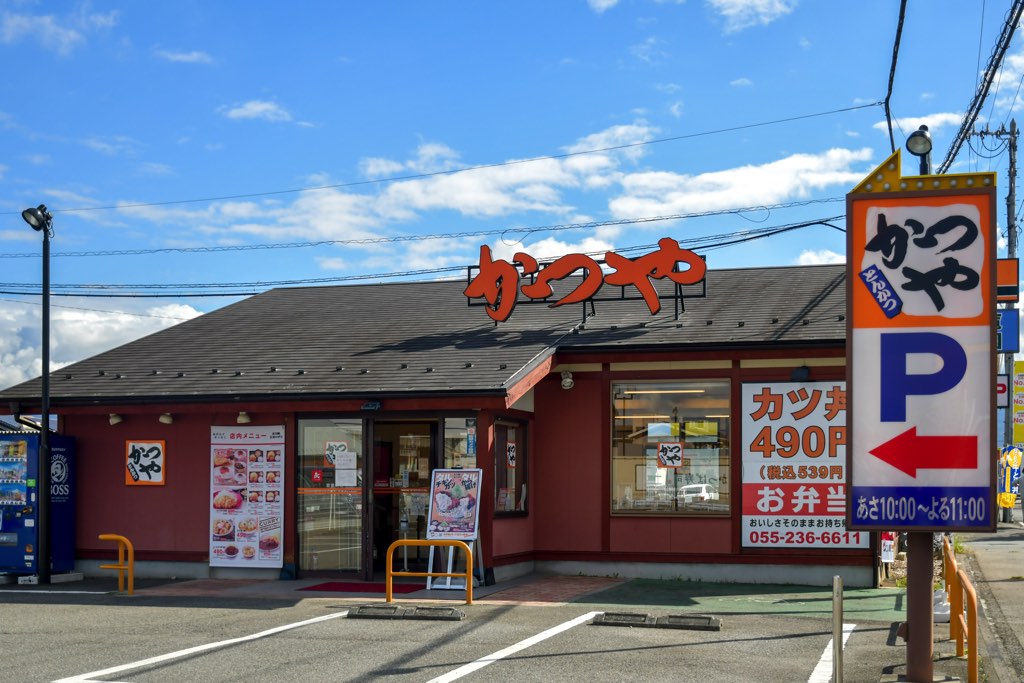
[209,426,285,568]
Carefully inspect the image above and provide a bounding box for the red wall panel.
[66,413,254,558]
[532,374,604,553]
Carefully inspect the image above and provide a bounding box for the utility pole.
[974,120,1018,524]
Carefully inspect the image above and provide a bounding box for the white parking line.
[53,609,349,683]
[426,611,601,683]
[807,622,855,683]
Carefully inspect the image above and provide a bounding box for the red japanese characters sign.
[464,237,706,322]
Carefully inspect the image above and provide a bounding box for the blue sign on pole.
[997,308,1020,353]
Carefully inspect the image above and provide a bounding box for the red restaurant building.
[0,257,875,587]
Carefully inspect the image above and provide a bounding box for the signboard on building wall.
[847,151,996,532]
[209,425,285,568]
[125,440,165,486]
[741,380,868,549]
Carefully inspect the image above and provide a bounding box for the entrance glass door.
[371,422,435,575]
[297,419,364,574]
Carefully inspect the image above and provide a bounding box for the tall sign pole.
[846,151,997,682]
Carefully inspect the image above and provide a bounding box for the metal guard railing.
[385,539,473,605]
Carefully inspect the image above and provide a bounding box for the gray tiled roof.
[0,263,846,406]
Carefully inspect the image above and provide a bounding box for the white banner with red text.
[741,380,869,549]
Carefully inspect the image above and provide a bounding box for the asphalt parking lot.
[0,575,954,683]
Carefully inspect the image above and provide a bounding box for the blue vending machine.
[0,432,76,575]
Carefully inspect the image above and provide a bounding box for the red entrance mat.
[299,582,421,594]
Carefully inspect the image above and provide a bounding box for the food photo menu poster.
[209,426,285,568]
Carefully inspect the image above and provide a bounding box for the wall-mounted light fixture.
[790,365,811,382]
[237,411,251,424]
[158,413,174,424]
[109,413,123,425]
[560,371,574,390]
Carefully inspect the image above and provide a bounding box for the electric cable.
[0,215,846,298]
[0,198,846,259]
[938,0,1024,173]
[883,0,909,154]
[2,103,882,219]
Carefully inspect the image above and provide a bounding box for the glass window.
[611,381,730,515]
[444,417,478,469]
[297,418,363,572]
[494,421,527,515]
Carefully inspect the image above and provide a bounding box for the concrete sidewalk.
[960,506,1024,683]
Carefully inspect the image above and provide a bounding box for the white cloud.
[796,249,844,265]
[138,162,175,176]
[873,113,962,136]
[707,0,797,33]
[587,0,619,13]
[609,147,873,217]
[0,300,200,392]
[361,157,406,179]
[316,257,347,270]
[1,13,82,55]
[82,135,141,157]
[655,83,681,94]
[669,101,684,118]
[25,154,49,165]
[730,77,753,87]
[218,100,293,122]
[0,8,118,55]
[566,121,658,164]
[154,48,213,64]
[993,49,1024,111]
[490,236,616,263]
[630,36,667,63]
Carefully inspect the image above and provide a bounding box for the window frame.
[493,419,528,517]
[610,379,731,517]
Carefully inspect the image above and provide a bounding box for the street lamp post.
[22,204,53,585]
[906,125,933,176]
[903,129,935,682]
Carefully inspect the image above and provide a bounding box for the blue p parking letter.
[879,332,967,422]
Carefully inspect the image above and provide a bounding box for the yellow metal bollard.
[98,534,135,595]
[384,539,473,605]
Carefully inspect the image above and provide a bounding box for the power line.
[883,0,909,153]
[937,0,1024,173]
[0,297,194,320]
[4,103,882,218]
[0,216,845,298]
[0,198,845,259]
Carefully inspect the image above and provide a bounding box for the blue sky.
[1,0,1023,390]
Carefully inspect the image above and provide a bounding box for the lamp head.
[906,125,932,157]
[560,371,574,391]
[22,204,52,231]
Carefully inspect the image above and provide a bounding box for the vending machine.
[0,432,76,575]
